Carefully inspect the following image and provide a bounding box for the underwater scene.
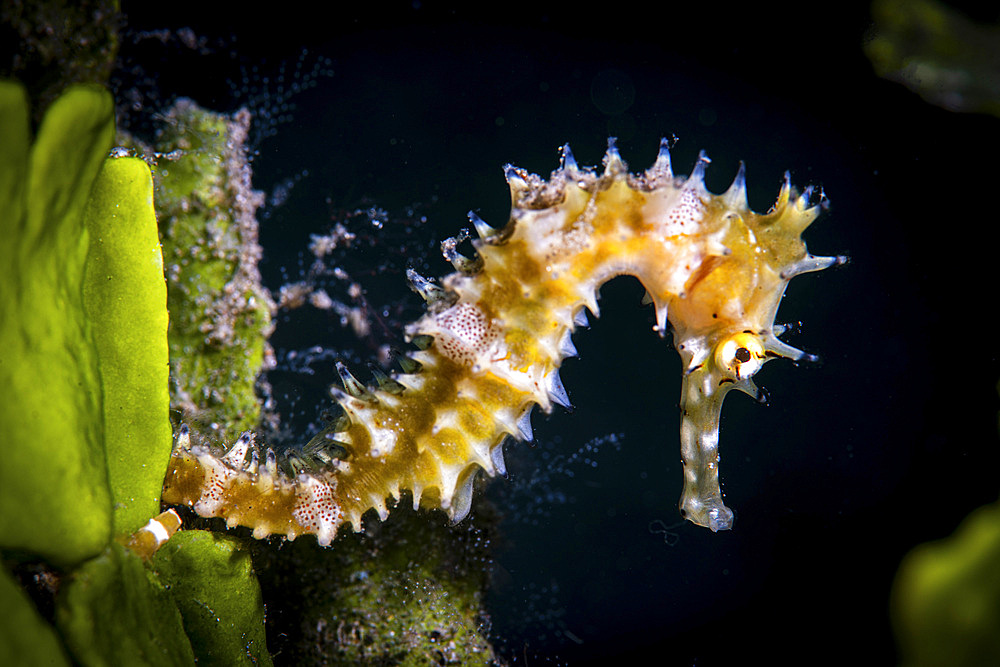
[2,1,999,665]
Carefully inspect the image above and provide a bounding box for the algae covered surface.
[253,505,498,666]
[151,99,276,446]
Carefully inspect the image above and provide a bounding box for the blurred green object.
[892,499,1000,666]
[0,81,114,566]
[0,565,70,666]
[0,0,120,124]
[867,0,1000,116]
[152,530,272,666]
[55,542,196,666]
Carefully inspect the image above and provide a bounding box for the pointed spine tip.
[448,472,476,523]
[772,171,792,211]
[779,254,846,280]
[441,230,483,274]
[546,370,572,409]
[264,448,278,477]
[397,353,422,374]
[410,334,434,350]
[558,329,578,358]
[798,352,822,365]
[646,136,674,180]
[369,364,405,394]
[796,184,815,210]
[336,361,371,399]
[653,302,669,336]
[491,443,508,477]
[724,161,748,209]
[657,136,672,159]
[734,378,762,402]
[602,137,626,176]
[689,150,710,185]
[733,160,746,187]
[468,210,496,239]
[516,407,534,442]
[222,432,253,468]
[764,335,808,362]
[560,143,578,172]
[406,268,453,306]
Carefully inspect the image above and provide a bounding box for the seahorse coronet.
[162,139,844,545]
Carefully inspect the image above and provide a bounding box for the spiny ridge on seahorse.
[162,139,845,545]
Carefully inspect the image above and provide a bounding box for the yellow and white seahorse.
[163,139,844,544]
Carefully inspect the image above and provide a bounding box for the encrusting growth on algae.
[163,139,846,545]
[120,97,277,446]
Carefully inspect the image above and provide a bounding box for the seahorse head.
[499,141,845,532]
[665,168,844,531]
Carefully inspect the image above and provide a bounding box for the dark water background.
[123,1,1000,663]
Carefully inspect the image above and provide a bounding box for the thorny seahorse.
[162,139,845,545]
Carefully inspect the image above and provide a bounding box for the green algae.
[151,530,272,666]
[0,81,270,665]
[0,79,171,557]
[55,542,196,666]
[83,156,173,537]
[0,81,114,566]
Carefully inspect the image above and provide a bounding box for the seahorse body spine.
[162,140,843,544]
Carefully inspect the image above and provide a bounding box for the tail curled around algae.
[162,139,846,544]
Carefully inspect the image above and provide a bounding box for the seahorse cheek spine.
[161,140,844,544]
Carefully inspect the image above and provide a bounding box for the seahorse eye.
[715,332,765,380]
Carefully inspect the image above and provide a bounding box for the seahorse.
[162,139,844,545]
